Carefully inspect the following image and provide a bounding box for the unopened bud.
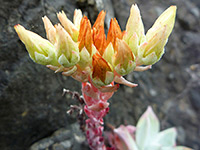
[112,39,136,76]
[42,16,56,44]
[57,11,79,42]
[55,24,80,67]
[14,24,58,66]
[91,53,114,87]
[123,4,145,45]
[138,6,177,65]
[73,9,83,30]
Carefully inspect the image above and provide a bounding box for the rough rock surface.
[29,123,87,150]
[0,0,199,150]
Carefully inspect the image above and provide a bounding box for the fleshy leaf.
[136,106,160,150]
[78,47,91,69]
[146,6,177,41]
[128,32,139,57]
[145,145,161,150]
[57,11,79,41]
[62,66,77,76]
[107,18,122,50]
[73,9,83,29]
[144,25,168,57]
[78,16,93,55]
[113,39,136,76]
[42,16,56,44]
[153,128,177,147]
[14,24,58,66]
[123,4,145,45]
[91,53,114,87]
[55,24,80,67]
[92,11,107,55]
[114,125,139,150]
[102,43,115,65]
[114,76,138,88]
[138,25,168,65]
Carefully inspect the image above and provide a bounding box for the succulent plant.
[107,106,193,150]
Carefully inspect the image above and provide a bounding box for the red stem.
[82,81,113,150]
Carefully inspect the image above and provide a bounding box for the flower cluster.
[14,4,176,91]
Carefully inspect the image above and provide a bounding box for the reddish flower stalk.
[85,105,108,150]
[82,80,115,150]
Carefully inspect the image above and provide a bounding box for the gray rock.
[30,123,87,150]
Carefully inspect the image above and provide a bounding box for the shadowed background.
[0,0,199,150]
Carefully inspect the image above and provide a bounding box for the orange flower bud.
[113,39,136,76]
[91,52,114,86]
[78,16,93,55]
[92,11,107,55]
[107,18,123,50]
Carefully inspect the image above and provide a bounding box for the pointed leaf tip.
[14,24,58,66]
[42,16,56,44]
[113,39,136,76]
[73,9,83,29]
[78,16,93,55]
[146,106,157,118]
[55,24,79,67]
[107,18,122,49]
[153,127,177,147]
[136,106,160,149]
[124,4,145,44]
[93,10,106,29]
[92,10,107,55]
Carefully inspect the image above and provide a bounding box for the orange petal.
[92,11,106,55]
[78,16,93,55]
[92,52,112,82]
[107,18,122,50]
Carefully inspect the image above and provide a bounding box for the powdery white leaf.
[114,125,139,150]
[152,128,177,147]
[136,106,160,150]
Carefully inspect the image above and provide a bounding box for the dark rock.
[30,123,88,150]
[190,87,200,111]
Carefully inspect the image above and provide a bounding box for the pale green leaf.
[153,128,177,147]
[136,106,160,150]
